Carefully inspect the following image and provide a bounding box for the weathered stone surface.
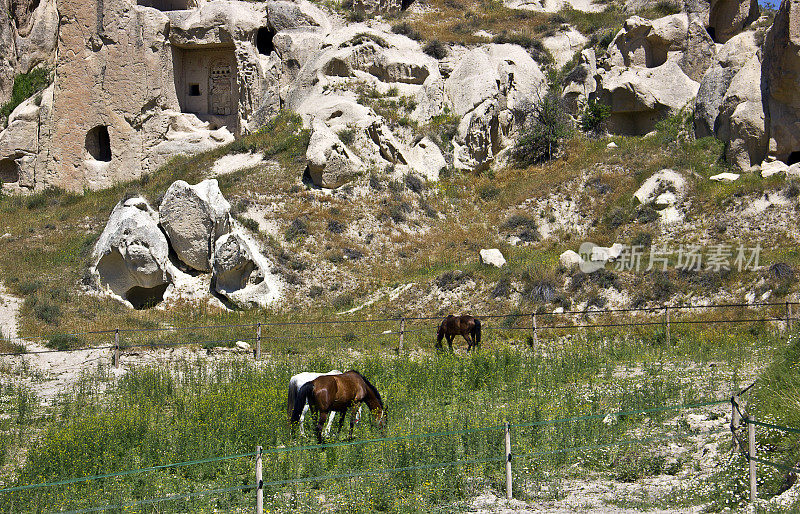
[559,250,583,269]
[609,14,689,70]
[479,249,506,267]
[352,0,403,16]
[597,60,699,135]
[407,137,446,181]
[543,26,588,69]
[763,0,800,164]
[634,168,687,204]
[708,0,759,43]
[306,120,363,189]
[562,48,597,114]
[681,13,717,82]
[89,197,175,309]
[211,232,282,308]
[454,99,499,171]
[716,54,766,169]
[159,179,232,272]
[14,0,58,75]
[366,121,407,164]
[0,83,52,190]
[694,31,759,138]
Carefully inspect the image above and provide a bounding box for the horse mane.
[351,370,383,408]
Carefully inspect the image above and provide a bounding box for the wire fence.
[1,300,797,359]
[0,399,733,513]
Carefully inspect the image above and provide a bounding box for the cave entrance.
[125,283,169,309]
[174,46,239,135]
[705,26,717,43]
[256,27,275,56]
[137,0,190,10]
[0,158,19,184]
[86,126,112,162]
[401,0,414,10]
[787,152,800,166]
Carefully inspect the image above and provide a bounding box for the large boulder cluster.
[88,180,283,309]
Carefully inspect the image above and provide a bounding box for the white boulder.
[211,232,283,308]
[634,169,687,205]
[159,179,232,272]
[305,120,363,189]
[89,197,175,308]
[407,137,446,181]
[479,249,507,267]
[559,250,583,269]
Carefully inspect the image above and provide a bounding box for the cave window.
[189,83,201,96]
[0,158,19,183]
[256,27,275,56]
[787,152,800,166]
[125,284,169,309]
[86,125,112,162]
[137,0,190,10]
[401,0,414,10]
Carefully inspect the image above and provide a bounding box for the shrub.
[492,32,553,65]
[579,100,611,133]
[404,173,425,194]
[327,220,345,234]
[422,40,447,59]
[336,126,357,146]
[436,270,471,291]
[502,214,539,242]
[391,22,422,40]
[33,298,61,325]
[284,218,307,241]
[47,334,82,351]
[236,216,260,233]
[513,94,572,166]
[0,68,51,126]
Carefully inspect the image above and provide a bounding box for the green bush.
[422,40,448,59]
[0,68,51,126]
[513,93,572,166]
[579,99,611,133]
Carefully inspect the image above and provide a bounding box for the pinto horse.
[436,314,482,352]
[291,370,386,443]
[288,370,362,436]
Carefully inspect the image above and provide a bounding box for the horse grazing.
[288,370,361,436]
[436,314,481,352]
[290,370,386,443]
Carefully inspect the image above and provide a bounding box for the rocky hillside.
[0,0,797,335]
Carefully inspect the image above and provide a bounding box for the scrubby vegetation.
[0,68,51,127]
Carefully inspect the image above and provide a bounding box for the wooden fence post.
[113,329,120,369]
[504,421,513,500]
[665,306,670,346]
[256,445,263,514]
[255,322,262,361]
[531,313,538,350]
[748,416,757,508]
[731,395,740,453]
[399,317,405,352]
[787,302,792,332]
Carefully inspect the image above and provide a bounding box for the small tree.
[579,99,611,134]
[513,93,572,166]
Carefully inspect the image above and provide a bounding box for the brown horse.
[290,370,386,443]
[436,314,482,352]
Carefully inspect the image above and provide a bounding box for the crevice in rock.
[0,158,20,184]
[401,0,414,10]
[125,283,168,309]
[86,125,112,162]
[137,0,190,10]
[256,27,275,56]
[787,152,800,166]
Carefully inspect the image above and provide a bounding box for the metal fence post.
[399,317,405,352]
[256,445,263,514]
[255,322,262,361]
[504,421,513,500]
[113,329,120,369]
[748,416,757,507]
[665,306,670,345]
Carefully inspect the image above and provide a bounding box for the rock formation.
[212,232,282,308]
[89,197,176,309]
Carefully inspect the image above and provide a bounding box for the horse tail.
[472,318,482,345]
[287,380,297,422]
[291,382,314,423]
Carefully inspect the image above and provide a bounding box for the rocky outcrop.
[212,232,282,308]
[562,48,597,115]
[159,179,232,272]
[407,137,446,181]
[609,15,689,70]
[306,120,363,189]
[89,197,175,309]
[763,0,800,164]
[597,60,699,135]
[0,84,52,190]
[716,54,767,169]
[694,31,759,138]
[708,0,759,43]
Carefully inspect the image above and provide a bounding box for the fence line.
[1,301,796,358]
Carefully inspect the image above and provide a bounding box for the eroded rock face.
[159,179,232,272]
[211,232,282,308]
[708,0,759,43]
[716,53,766,169]
[694,31,759,138]
[0,84,52,190]
[562,48,597,114]
[306,120,363,189]
[763,0,800,164]
[89,197,174,309]
[609,15,689,70]
[597,60,699,135]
